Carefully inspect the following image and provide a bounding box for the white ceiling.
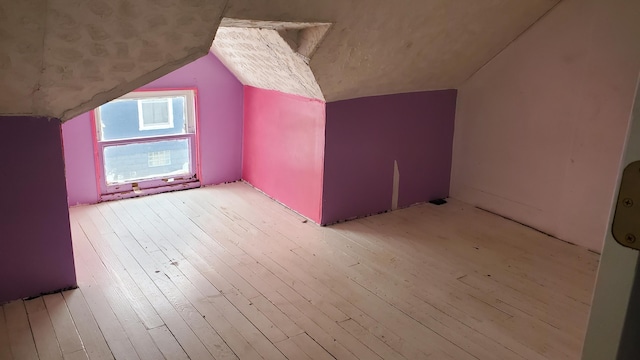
[0,0,560,121]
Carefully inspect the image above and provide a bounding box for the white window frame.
[138,98,174,130]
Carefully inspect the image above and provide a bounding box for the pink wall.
[62,52,244,205]
[62,113,99,205]
[322,90,457,224]
[451,0,640,251]
[242,86,325,223]
[0,116,76,303]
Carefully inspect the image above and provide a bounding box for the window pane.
[103,139,191,185]
[99,96,187,141]
[141,99,171,128]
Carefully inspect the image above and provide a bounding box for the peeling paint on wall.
[0,116,76,303]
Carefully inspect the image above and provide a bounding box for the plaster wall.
[62,52,244,205]
[242,86,325,223]
[451,0,640,251]
[323,90,457,224]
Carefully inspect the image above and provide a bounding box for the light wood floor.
[1,182,599,360]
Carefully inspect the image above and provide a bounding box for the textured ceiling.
[212,26,326,100]
[0,0,560,120]
[0,0,227,120]
[223,0,561,102]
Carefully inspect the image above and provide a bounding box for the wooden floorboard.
[2,182,598,359]
[24,298,63,360]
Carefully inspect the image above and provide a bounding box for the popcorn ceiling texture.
[0,0,559,120]
[0,0,227,120]
[224,0,561,102]
[0,0,46,115]
[212,27,325,100]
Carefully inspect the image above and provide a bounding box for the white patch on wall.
[211,20,330,100]
[392,160,400,210]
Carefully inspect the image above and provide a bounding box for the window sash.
[97,133,197,193]
[95,89,196,142]
[138,98,174,130]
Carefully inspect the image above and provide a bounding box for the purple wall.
[62,52,244,205]
[322,90,457,224]
[0,116,76,303]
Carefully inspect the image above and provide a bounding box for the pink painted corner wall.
[62,52,244,205]
[322,90,457,224]
[62,112,99,205]
[242,86,325,223]
[0,116,76,303]
[451,0,640,251]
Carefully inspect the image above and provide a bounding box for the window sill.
[99,180,200,202]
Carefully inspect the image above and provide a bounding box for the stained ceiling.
[0,0,560,121]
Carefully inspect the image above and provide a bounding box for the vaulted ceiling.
[0,0,559,121]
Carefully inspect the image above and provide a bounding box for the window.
[94,89,198,198]
[138,98,173,130]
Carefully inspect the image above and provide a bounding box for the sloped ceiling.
[222,0,561,102]
[0,0,560,121]
[0,0,227,120]
[212,26,326,100]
